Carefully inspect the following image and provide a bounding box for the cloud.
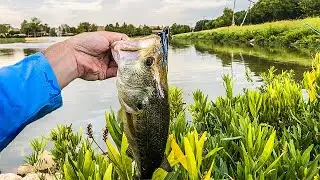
[42,0,104,11]
[0,0,249,28]
[0,5,22,25]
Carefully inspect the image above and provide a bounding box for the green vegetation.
[1,17,156,39]
[170,23,192,35]
[194,0,320,31]
[174,17,320,52]
[0,38,25,44]
[24,53,320,179]
[105,23,153,37]
[20,17,50,37]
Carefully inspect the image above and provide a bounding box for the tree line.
[169,0,320,35]
[105,23,153,37]
[194,0,320,31]
[0,17,157,38]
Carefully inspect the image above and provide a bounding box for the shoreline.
[173,17,320,53]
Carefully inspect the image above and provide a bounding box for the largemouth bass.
[111,30,170,179]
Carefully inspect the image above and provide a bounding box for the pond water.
[0,37,313,172]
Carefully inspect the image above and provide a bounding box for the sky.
[0,0,250,28]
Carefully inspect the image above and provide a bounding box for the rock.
[17,165,36,176]
[21,173,39,180]
[36,173,61,180]
[0,173,22,180]
[34,151,56,171]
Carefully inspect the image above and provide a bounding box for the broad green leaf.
[302,145,314,166]
[95,171,101,180]
[120,133,129,156]
[171,138,188,169]
[83,150,93,179]
[165,135,173,156]
[264,152,285,175]
[204,147,223,159]
[196,131,207,169]
[184,137,197,179]
[258,131,276,166]
[120,134,133,179]
[103,164,113,180]
[106,112,122,148]
[188,132,196,154]
[89,160,96,177]
[204,160,214,180]
[77,171,86,180]
[64,155,77,180]
[247,124,253,154]
[77,148,85,171]
[152,168,168,180]
[221,136,243,141]
[106,139,123,178]
[306,155,320,180]
[168,151,179,166]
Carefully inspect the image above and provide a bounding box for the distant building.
[56,24,75,36]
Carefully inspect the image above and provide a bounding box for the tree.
[299,0,320,17]
[215,8,233,28]
[77,22,91,33]
[234,11,246,25]
[70,27,78,34]
[29,17,41,37]
[20,20,30,35]
[170,23,191,35]
[49,28,57,36]
[251,0,301,24]
[40,23,50,36]
[89,24,98,32]
[194,20,210,31]
[0,24,9,34]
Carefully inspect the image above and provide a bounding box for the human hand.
[44,31,129,89]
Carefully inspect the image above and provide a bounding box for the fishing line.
[302,21,320,52]
[302,21,320,35]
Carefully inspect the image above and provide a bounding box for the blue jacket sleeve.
[0,52,63,151]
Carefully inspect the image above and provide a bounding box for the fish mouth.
[111,36,161,65]
[111,29,169,68]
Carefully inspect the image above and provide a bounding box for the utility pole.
[232,0,236,26]
[241,0,254,26]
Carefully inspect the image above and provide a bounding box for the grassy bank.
[174,17,320,52]
[0,38,25,44]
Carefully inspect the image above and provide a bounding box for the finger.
[101,31,129,45]
[109,60,117,68]
[106,67,118,78]
[102,50,112,64]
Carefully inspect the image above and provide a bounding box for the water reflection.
[0,49,39,67]
[171,39,313,81]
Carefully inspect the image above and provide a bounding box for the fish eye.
[145,57,154,67]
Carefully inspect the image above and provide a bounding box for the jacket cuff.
[30,52,63,120]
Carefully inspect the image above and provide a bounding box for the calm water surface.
[0,37,313,172]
